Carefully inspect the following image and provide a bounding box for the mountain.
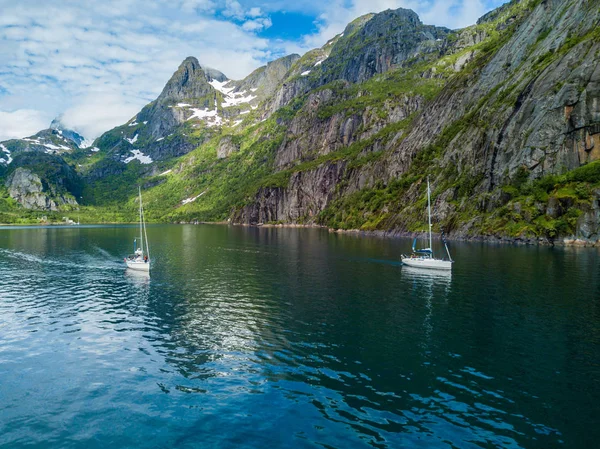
[89,55,298,174]
[50,117,87,148]
[233,0,600,243]
[1,0,599,244]
[0,121,86,212]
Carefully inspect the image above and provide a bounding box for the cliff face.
[235,161,349,224]
[229,54,301,101]
[263,9,449,116]
[386,0,600,183]
[4,153,81,211]
[234,0,600,244]
[5,168,76,211]
[0,122,86,212]
[137,57,218,140]
[273,87,423,170]
[321,8,450,84]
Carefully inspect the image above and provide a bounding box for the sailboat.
[401,177,453,270]
[124,187,150,272]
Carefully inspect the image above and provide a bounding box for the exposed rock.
[49,116,86,147]
[321,8,450,84]
[137,57,217,140]
[216,136,239,159]
[229,54,300,102]
[237,0,600,239]
[575,188,600,239]
[235,161,347,224]
[274,89,423,169]
[157,56,215,103]
[5,168,77,211]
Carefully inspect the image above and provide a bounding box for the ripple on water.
[0,227,598,448]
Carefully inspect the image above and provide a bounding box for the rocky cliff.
[3,152,81,211]
[0,121,87,212]
[233,0,600,245]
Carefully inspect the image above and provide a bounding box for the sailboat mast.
[139,186,144,254]
[427,176,432,252]
[142,197,150,262]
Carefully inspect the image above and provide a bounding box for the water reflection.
[401,265,452,284]
[125,268,150,283]
[0,225,598,449]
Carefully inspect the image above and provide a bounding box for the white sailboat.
[401,177,453,271]
[125,187,151,272]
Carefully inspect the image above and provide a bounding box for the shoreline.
[226,221,600,248]
[3,219,599,248]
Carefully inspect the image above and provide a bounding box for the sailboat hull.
[126,260,150,272]
[401,257,452,270]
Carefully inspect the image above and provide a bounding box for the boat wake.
[0,248,123,271]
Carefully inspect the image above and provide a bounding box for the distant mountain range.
[1,0,599,244]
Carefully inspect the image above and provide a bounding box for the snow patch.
[43,143,70,151]
[170,81,255,127]
[80,138,94,149]
[125,134,138,144]
[232,120,243,127]
[210,79,256,107]
[90,147,100,152]
[23,138,41,144]
[156,137,164,142]
[143,121,148,124]
[0,144,12,165]
[124,150,153,164]
[314,59,327,66]
[159,169,172,176]
[128,121,138,127]
[187,107,223,127]
[182,190,207,205]
[222,90,256,107]
[209,80,235,95]
[240,110,250,115]
[301,70,311,76]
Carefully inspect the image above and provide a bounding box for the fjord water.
[0,225,598,449]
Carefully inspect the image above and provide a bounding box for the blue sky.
[0,0,509,140]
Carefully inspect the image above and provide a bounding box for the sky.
[0,0,508,141]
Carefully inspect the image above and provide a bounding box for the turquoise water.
[0,225,598,448]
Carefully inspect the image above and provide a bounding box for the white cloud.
[242,17,273,31]
[0,109,52,141]
[0,0,279,140]
[420,0,487,29]
[0,0,505,141]
[179,0,216,12]
[247,7,263,17]
[223,0,245,19]
[60,92,143,140]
